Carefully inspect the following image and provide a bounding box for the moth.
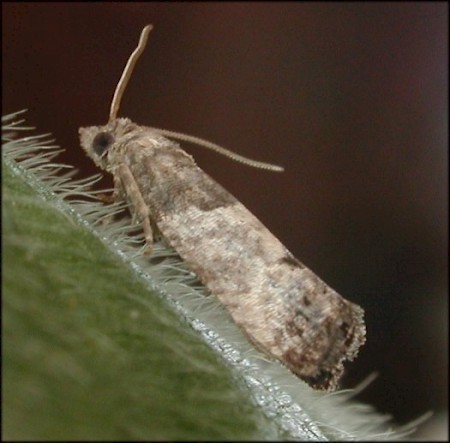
[79,25,366,391]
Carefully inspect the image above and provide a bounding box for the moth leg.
[97,175,123,204]
[116,163,154,255]
[94,176,124,227]
[97,193,114,203]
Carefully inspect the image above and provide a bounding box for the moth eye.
[92,132,115,156]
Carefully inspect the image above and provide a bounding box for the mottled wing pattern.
[122,131,366,390]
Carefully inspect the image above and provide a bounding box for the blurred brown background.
[3,3,447,437]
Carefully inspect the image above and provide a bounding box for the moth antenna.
[109,24,153,122]
[148,127,285,172]
[109,24,283,173]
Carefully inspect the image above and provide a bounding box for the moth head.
[79,125,116,170]
[79,118,135,170]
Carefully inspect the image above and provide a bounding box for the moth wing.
[125,136,365,390]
